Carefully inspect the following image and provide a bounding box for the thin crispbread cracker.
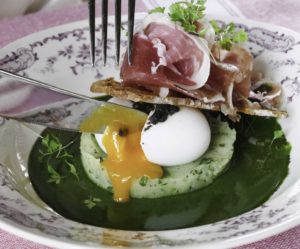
[91,78,288,118]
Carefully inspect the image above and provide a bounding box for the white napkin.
[142,0,244,18]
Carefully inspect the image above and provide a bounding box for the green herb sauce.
[28,115,290,230]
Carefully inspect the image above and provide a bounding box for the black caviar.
[149,105,180,125]
[144,104,180,131]
[133,102,155,114]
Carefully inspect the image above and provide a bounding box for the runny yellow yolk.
[80,103,163,202]
[102,125,162,202]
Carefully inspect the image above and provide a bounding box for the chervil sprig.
[149,6,166,14]
[39,134,78,184]
[39,134,73,159]
[210,21,248,50]
[148,1,248,49]
[47,164,64,184]
[83,196,102,209]
[169,0,206,33]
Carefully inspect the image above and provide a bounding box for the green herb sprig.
[148,1,248,49]
[169,0,206,33]
[47,164,64,184]
[39,134,73,159]
[149,6,166,14]
[83,196,102,209]
[39,134,78,184]
[149,1,206,34]
[210,21,248,50]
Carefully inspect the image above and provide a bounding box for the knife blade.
[0,69,114,133]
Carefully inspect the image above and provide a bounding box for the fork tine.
[115,0,122,65]
[128,0,136,65]
[88,0,96,66]
[102,0,108,66]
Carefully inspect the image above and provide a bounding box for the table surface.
[0,0,300,248]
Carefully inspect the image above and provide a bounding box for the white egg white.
[95,98,211,167]
[141,107,211,166]
[95,133,106,153]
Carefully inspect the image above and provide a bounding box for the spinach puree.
[28,115,290,231]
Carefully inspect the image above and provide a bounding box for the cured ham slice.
[115,13,284,119]
[120,13,255,109]
[121,13,211,97]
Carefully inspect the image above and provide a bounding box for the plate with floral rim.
[0,13,300,249]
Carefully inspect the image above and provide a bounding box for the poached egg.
[90,99,211,202]
[141,107,211,166]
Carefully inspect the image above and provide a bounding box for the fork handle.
[128,0,136,65]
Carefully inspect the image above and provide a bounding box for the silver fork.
[88,0,136,66]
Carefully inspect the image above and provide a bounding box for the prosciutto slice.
[121,14,211,97]
[120,13,254,112]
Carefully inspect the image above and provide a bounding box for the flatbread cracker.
[91,78,288,118]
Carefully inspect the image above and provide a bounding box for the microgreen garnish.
[39,134,73,159]
[83,196,102,209]
[39,134,78,184]
[169,0,206,33]
[149,1,248,48]
[210,21,248,50]
[47,164,63,184]
[149,6,165,14]
[65,160,79,180]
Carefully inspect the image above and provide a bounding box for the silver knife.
[0,69,111,133]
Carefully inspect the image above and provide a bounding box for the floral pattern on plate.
[0,14,300,249]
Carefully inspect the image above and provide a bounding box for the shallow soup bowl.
[0,14,300,249]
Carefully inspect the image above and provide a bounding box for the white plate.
[1,14,300,249]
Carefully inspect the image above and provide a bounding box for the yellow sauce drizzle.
[102,125,163,202]
[80,103,163,202]
[80,103,148,133]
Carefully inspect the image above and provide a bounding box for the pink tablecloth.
[0,1,300,249]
